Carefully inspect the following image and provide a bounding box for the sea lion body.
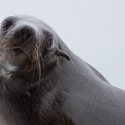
[0,15,125,125]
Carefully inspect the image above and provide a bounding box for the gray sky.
[0,0,125,89]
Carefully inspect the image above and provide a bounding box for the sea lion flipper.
[56,49,70,61]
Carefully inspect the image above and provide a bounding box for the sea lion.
[0,15,125,125]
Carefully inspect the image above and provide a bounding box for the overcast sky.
[0,0,125,90]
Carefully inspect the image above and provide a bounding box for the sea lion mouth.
[0,47,32,71]
[6,47,31,61]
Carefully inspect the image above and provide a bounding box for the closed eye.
[46,35,53,48]
[2,20,12,30]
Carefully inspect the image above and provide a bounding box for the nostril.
[20,26,33,41]
[22,30,31,41]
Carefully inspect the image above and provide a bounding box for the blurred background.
[0,0,125,89]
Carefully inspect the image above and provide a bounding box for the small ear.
[56,49,70,61]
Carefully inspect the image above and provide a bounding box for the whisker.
[11,11,18,18]
[40,53,45,75]
[36,44,41,81]
[30,43,42,100]
[0,40,10,52]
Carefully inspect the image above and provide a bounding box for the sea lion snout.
[7,24,35,47]
[0,22,36,72]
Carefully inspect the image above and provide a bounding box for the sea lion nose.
[20,25,34,41]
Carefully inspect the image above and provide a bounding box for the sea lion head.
[0,15,70,84]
